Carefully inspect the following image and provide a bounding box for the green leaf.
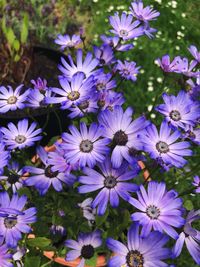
[184,200,194,211]
[14,54,20,62]
[27,237,52,249]
[1,16,7,35]
[6,28,16,46]
[13,39,20,51]
[21,13,29,44]
[24,256,41,267]
[17,187,32,199]
[85,253,97,267]
[96,209,109,227]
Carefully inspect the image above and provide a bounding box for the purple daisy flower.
[97,90,125,111]
[50,224,66,236]
[95,73,116,91]
[31,77,48,92]
[0,142,10,175]
[116,60,140,82]
[0,244,13,267]
[129,181,185,239]
[26,88,53,108]
[98,106,149,168]
[61,122,110,168]
[179,58,199,77]
[100,35,134,51]
[45,72,95,110]
[107,222,170,267]
[0,162,24,193]
[78,158,139,215]
[93,45,115,66]
[183,125,200,145]
[0,85,29,113]
[139,120,192,168]
[55,34,82,50]
[156,55,183,73]
[188,45,200,63]
[1,119,42,150]
[109,12,144,40]
[58,49,100,81]
[143,22,157,39]
[24,146,76,195]
[130,0,160,22]
[192,176,200,193]
[65,230,102,267]
[0,191,37,248]
[155,90,200,130]
[172,210,200,265]
[187,75,200,101]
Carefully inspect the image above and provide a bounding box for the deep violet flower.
[58,49,100,81]
[100,35,134,51]
[94,73,116,91]
[24,146,76,195]
[109,12,144,40]
[97,90,125,111]
[116,60,140,82]
[130,0,160,22]
[98,106,149,168]
[183,125,200,145]
[192,176,200,193]
[55,34,82,50]
[65,230,102,267]
[78,158,139,215]
[188,45,200,63]
[0,191,37,248]
[61,122,110,168]
[156,55,183,73]
[31,77,48,91]
[1,119,42,150]
[172,210,200,265]
[0,142,10,175]
[0,85,29,113]
[0,244,13,267]
[128,181,185,239]
[93,44,116,66]
[139,121,192,168]
[107,222,170,267]
[187,75,200,101]
[155,90,200,129]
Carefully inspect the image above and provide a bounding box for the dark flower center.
[97,99,105,108]
[4,217,17,229]
[79,100,89,110]
[146,205,160,219]
[67,91,80,101]
[188,131,196,139]
[123,69,130,76]
[8,173,20,184]
[45,165,58,178]
[169,110,181,121]
[126,250,144,267]
[104,176,117,188]
[7,96,17,104]
[15,135,26,144]
[120,29,129,37]
[96,83,106,90]
[80,140,93,153]
[113,130,128,146]
[156,141,169,153]
[100,59,106,65]
[81,244,94,259]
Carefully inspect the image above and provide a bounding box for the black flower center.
[97,99,105,108]
[8,173,20,184]
[81,245,94,259]
[146,205,160,219]
[79,100,89,110]
[7,96,17,104]
[120,29,129,37]
[44,165,58,178]
[104,176,117,188]
[126,250,144,267]
[96,83,106,90]
[100,59,106,65]
[15,135,26,144]
[113,130,128,146]
[4,217,17,229]
[169,110,181,121]
[67,91,80,101]
[80,140,93,153]
[156,141,169,153]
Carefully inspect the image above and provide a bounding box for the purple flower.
[98,106,149,168]
[107,222,170,267]
[0,244,13,267]
[78,198,96,222]
[97,90,125,111]
[187,75,200,101]
[26,88,53,108]
[55,34,82,50]
[0,142,10,175]
[0,85,29,113]
[1,119,42,150]
[183,125,200,145]
[31,77,48,91]
[143,22,157,39]
[100,35,134,51]
[139,121,192,168]
[45,73,95,110]
[78,158,139,215]
[109,12,144,40]
[0,162,24,193]
[188,45,200,63]
[129,181,185,239]
[58,49,100,81]
[24,146,76,195]
[65,230,102,266]
[156,55,183,73]
[61,122,110,168]
[130,0,160,22]
[116,60,140,82]
[93,45,115,66]
[0,191,37,248]
[192,176,200,193]
[155,90,200,129]
[50,224,66,236]
[179,58,199,77]
[172,210,200,265]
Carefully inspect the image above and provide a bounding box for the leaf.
[27,237,52,249]
[14,54,20,62]
[184,200,194,211]
[13,39,20,51]
[96,209,109,227]
[21,13,29,44]
[85,253,97,267]
[6,28,16,46]
[17,187,32,199]
[24,256,41,267]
